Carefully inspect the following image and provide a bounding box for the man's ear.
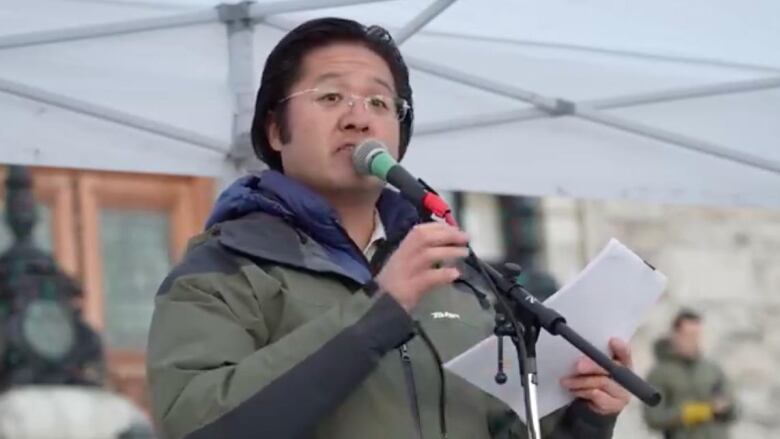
[267,112,283,152]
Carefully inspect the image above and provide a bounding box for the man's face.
[267,43,402,198]
[672,319,702,359]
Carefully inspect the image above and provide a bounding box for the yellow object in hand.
[681,402,715,426]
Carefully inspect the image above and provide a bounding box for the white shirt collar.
[363,210,386,261]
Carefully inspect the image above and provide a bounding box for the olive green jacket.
[147,193,616,439]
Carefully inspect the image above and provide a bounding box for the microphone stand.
[465,251,661,439]
[494,308,543,439]
[470,253,545,439]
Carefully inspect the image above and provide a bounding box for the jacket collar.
[208,170,419,284]
[216,212,364,283]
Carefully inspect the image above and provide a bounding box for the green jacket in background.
[643,338,738,439]
[146,173,616,439]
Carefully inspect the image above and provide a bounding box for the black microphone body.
[385,166,428,211]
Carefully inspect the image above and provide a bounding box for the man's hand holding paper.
[561,338,633,416]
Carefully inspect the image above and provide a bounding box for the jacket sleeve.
[146,271,413,439]
[488,396,616,439]
[642,366,684,430]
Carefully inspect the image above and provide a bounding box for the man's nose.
[340,98,371,133]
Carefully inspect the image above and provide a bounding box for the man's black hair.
[672,308,702,330]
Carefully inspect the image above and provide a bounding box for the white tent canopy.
[1,0,779,207]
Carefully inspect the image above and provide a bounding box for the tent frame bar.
[417,77,780,135]
[0,10,218,50]
[0,77,227,153]
[416,108,549,135]
[0,0,386,50]
[222,2,259,168]
[405,54,780,175]
[407,55,563,111]
[576,107,780,175]
[393,0,457,44]
[590,76,780,109]
[419,30,780,74]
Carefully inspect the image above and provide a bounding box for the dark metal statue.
[0,166,105,389]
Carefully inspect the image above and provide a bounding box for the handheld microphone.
[352,140,454,224]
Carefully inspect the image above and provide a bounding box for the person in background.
[643,309,738,439]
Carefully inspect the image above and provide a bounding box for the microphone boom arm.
[469,254,662,407]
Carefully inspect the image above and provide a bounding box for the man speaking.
[147,18,633,439]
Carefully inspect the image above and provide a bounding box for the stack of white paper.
[444,238,667,421]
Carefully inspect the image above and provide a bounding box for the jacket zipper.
[400,343,424,439]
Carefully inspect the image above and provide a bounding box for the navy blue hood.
[205,170,419,283]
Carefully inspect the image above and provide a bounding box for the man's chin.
[341,179,384,196]
[338,171,383,188]
[314,174,382,198]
